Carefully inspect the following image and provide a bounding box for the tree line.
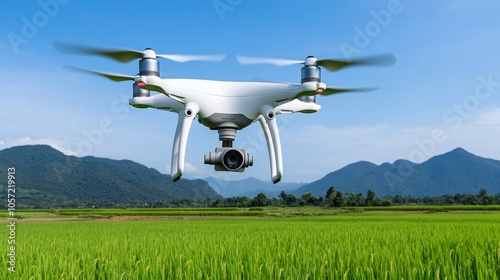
[207,187,500,208]
[24,187,500,209]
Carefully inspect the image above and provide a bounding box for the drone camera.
[204,147,253,172]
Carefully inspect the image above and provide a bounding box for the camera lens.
[222,149,244,170]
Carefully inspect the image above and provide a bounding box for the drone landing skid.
[171,103,199,182]
[258,115,282,184]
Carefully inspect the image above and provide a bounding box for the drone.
[57,43,395,183]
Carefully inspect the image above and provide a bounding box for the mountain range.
[294,147,500,197]
[0,145,221,208]
[0,145,499,208]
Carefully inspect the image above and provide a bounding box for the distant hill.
[205,176,303,198]
[0,145,222,208]
[294,148,500,197]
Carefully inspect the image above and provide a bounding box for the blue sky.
[1,0,500,183]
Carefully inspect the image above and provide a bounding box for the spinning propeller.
[236,54,396,72]
[314,87,377,96]
[57,42,393,97]
[55,42,226,63]
[238,53,395,97]
[55,42,226,85]
[63,65,135,82]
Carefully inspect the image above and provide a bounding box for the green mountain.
[294,148,500,197]
[293,161,377,196]
[0,145,222,208]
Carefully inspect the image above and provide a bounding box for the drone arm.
[170,102,199,181]
[274,99,321,114]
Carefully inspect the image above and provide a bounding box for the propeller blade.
[319,87,378,96]
[317,54,396,72]
[85,49,144,63]
[55,42,144,62]
[236,55,304,66]
[236,53,395,72]
[64,65,135,82]
[157,54,226,62]
[56,42,226,63]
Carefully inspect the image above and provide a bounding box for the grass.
[55,207,268,217]
[2,212,500,279]
[359,205,500,212]
[2,205,499,219]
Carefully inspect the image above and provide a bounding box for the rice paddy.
[2,210,500,279]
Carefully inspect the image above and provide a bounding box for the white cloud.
[165,161,214,179]
[441,107,500,159]
[0,137,77,156]
[473,107,500,126]
[184,162,204,174]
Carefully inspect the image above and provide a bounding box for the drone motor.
[301,56,321,83]
[139,48,160,77]
[299,56,321,103]
[132,83,150,98]
[134,48,158,97]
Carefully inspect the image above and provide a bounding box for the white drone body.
[131,77,323,183]
[59,44,394,183]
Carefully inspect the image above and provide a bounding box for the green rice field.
[2,211,500,279]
